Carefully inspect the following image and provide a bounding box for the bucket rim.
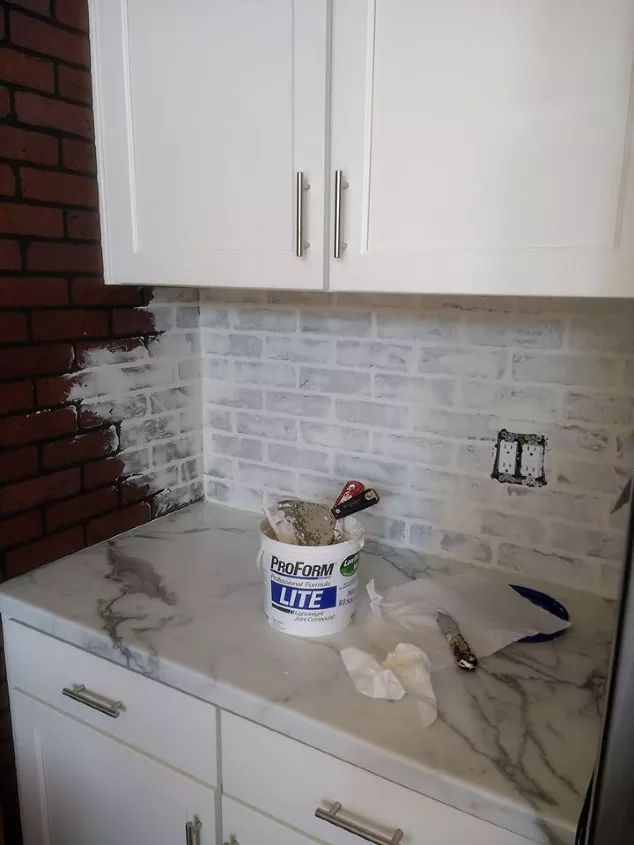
[259,517,364,551]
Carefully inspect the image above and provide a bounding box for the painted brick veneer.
[201,291,634,600]
[0,4,203,840]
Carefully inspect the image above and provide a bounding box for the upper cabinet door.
[330,0,634,296]
[89,0,328,288]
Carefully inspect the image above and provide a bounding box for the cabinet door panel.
[331,0,634,296]
[90,0,327,288]
[13,692,215,845]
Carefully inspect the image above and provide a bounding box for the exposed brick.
[66,209,100,240]
[0,684,10,713]
[0,467,80,516]
[0,277,68,307]
[10,0,51,14]
[0,446,38,484]
[0,202,64,237]
[0,47,54,92]
[15,91,93,137]
[0,381,34,414]
[0,709,12,740]
[0,86,10,118]
[5,527,84,577]
[0,738,15,769]
[10,12,90,66]
[71,277,145,306]
[0,126,58,165]
[0,313,28,344]
[0,407,76,447]
[86,502,151,544]
[20,166,98,206]
[83,456,124,490]
[76,337,145,368]
[0,343,73,378]
[55,0,89,31]
[58,64,91,103]
[112,308,155,336]
[42,427,118,469]
[31,308,108,340]
[47,487,118,531]
[0,240,21,271]
[0,164,15,196]
[0,511,43,550]
[27,241,102,272]
[62,137,96,173]
[36,374,76,405]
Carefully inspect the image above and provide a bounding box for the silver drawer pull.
[295,171,310,257]
[315,802,403,845]
[333,170,346,258]
[185,816,202,845]
[62,684,124,719]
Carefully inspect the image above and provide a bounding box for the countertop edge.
[0,592,570,845]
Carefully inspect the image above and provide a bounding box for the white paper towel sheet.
[339,574,570,727]
[364,573,571,671]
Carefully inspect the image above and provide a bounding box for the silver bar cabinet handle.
[333,170,344,259]
[296,171,310,258]
[62,684,124,719]
[185,816,202,845]
[315,802,403,845]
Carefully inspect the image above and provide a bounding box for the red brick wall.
[0,3,165,840]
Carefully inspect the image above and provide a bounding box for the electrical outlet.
[492,430,547,487]
[497,440,519,475]
[521,442,544,481]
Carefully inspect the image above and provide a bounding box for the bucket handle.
[256,548,266,578]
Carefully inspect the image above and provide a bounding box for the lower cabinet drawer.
[222,712,532,845]
[4,619,217,786]
[222,796,321,845]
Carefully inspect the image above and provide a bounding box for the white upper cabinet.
[89,0,328,288]
[91,0,634,296]
[329,0,634,296]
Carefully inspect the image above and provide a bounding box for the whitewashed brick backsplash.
[199,291,634,597]
[75,287,204,513]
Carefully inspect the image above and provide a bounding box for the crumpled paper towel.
[340,646,406,700]
[384,643,437,727]
[340,642,437,728]
[365,573,571,671]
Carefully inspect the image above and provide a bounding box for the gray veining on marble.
[0,502,615,844]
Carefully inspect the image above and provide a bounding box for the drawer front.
[222,712,532,845]
[4,619,217,786]
[222,796,322,845]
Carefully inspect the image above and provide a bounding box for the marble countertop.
[0,502,615,845]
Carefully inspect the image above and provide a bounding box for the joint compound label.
[271,557,335,579]
[271,582,337,611]
[265,550,360,634]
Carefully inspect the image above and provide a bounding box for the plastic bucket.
[257,518,364,637]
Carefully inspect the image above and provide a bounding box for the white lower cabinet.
[222,712,533,845]
[13,691,215,845]
[5,620,535,845]
[222,796,321,845]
